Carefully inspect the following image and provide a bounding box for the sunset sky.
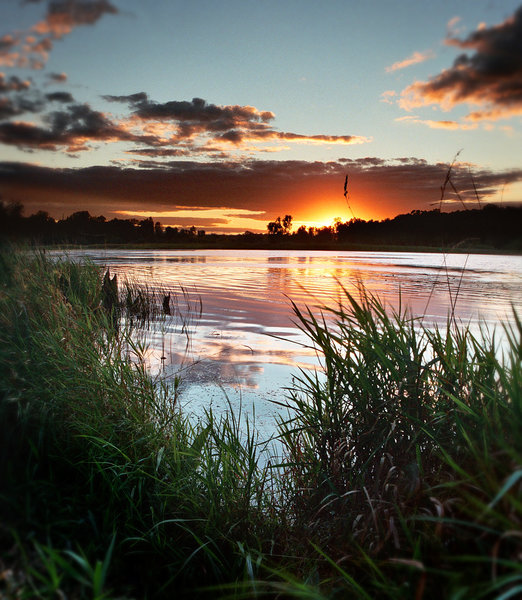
[1,0,521,233]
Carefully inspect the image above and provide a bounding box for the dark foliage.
[1,197,521,251]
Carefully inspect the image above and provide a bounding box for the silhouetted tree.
[282,214,293,233]
[267,214,293,236]
[139,217,154,240]
[0,198,24,235]
[267,217,283,236]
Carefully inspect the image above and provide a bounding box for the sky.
[0,0,521,233]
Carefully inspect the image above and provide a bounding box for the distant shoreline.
[50,241,522,256]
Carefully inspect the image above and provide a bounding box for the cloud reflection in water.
[63,249,522,436]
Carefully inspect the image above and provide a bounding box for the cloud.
[1,158,520,231]
[0,73,31,92]
[0,94,369,156]
[103,92,148,105]
[400,6,522,121]
[47,71,67,82]
[1,1,118,70]
[0,80,47,119]
[32,0,119,38]
[45,91,74,103]
[0,73,74,121]
[0,98,21,120]
[124,148,194,158]
[0,34,23,67]
[0,103,138,152]
[114,207,267,232]
[113,95,275,125]
[0,36,17,52]
[380,90,397,104]
[446,16,464,37]
[395,115,477,130]
[386,50,435,73]
[110,95,370,155]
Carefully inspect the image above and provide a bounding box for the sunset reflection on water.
[64,249,522,437]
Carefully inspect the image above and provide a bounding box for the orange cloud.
[0,34,22,67]
[396,115,477,130]
[1,1,118,70]
[380,90,397,104]
[32,0,118,39]
[386,50,435,73]
[465,106,522,122]
[47,72,67,83]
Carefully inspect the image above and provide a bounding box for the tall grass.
[0,246,275,598]
[270,285,522,598]
[1,245,521,599]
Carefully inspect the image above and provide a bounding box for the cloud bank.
[0,93,370,156]
[1,157,520,231]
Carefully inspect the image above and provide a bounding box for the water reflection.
[63,249,522,430]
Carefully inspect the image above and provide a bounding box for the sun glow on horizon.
[295,203,382,230]
[293,215,344,230]
[114,208,268,233]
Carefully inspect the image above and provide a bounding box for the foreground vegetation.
[1,247,521,598]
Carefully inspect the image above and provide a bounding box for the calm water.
[64,249,522,437]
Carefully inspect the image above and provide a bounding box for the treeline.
[1,199,521,251]
[317,204,522,250]
[0,201,205,245]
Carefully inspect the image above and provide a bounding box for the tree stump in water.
[102,269,118,313]
[162,293,171,315]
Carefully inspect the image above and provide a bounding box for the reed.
[0,246,274,598]
[1,245,521,599]
[268,284,522,598]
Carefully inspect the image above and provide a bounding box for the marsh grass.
[0,246,276,598]
[1,245,521,599]
[267,284,522,598]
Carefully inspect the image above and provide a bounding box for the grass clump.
[1,246,521,598]
[271,285,522,598]
[0,246,275,599]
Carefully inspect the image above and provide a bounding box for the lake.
[64,249,522,438]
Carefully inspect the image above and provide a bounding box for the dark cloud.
[0,77,72,121]
[0,74,31,92]
[0,97,22,120]
[0,35,18,53]
[108,94,369,153]
[0,102,139,151]
[0,86,45,119]
[1,158,520,229]
[401,6,522,120]
[103,92,149,105]
[45,91,74,103]
[132,96,275,125]
[0,92,369,156]
[126,148,192,158]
